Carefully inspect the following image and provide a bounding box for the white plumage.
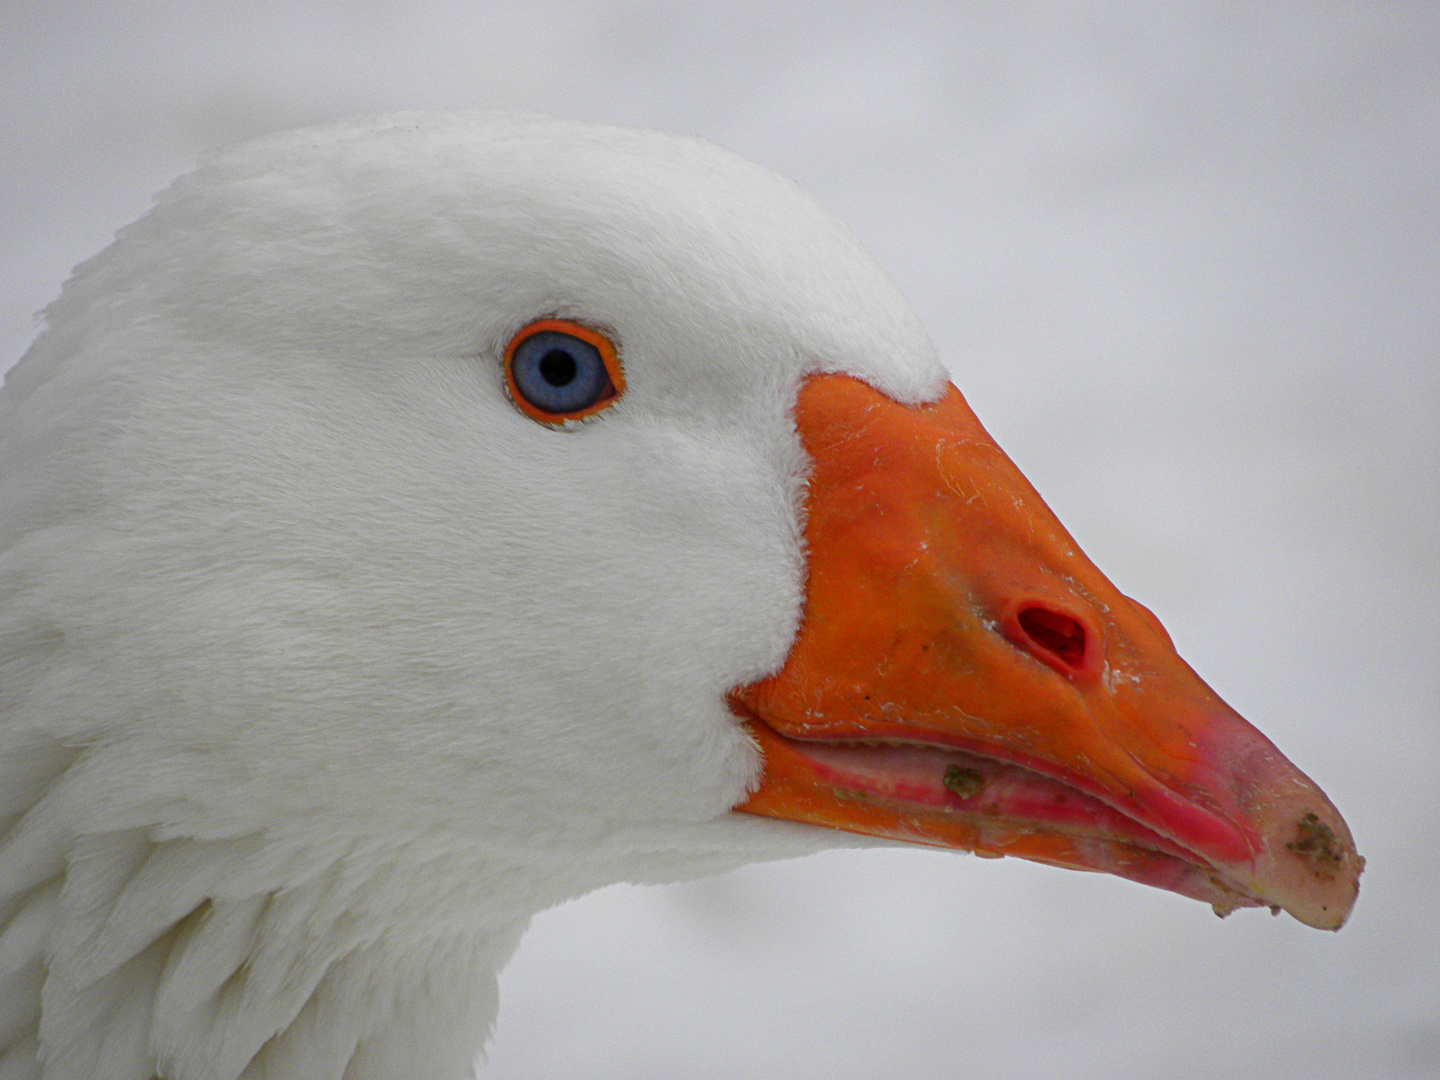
[0,112,946,1080]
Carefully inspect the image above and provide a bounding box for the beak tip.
[1250,803,1364,931]
[1196,719,1364,931]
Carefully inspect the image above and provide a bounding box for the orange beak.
[731,374,1362,930]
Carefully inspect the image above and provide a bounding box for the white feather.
[0,110,949,1079]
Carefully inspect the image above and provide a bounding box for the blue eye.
[505,321,622,424]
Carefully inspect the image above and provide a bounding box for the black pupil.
[539,349,577,387]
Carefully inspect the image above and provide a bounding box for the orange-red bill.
[731,374,1362,929]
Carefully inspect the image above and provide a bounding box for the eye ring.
[503,319,624,426]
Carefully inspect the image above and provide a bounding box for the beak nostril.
[1016,606,1088,671]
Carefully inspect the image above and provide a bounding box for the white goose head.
[0,112,1360,1080]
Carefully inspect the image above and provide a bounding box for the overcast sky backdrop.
[2,2,1436,1078]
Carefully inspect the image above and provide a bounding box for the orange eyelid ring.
[503,318,626,425]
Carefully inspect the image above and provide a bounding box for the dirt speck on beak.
[1285,810,1347,880]
[943,765,985,800]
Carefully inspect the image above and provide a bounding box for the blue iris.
[510,330,610,414]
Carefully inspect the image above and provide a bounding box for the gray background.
[3,2,1435,1077]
